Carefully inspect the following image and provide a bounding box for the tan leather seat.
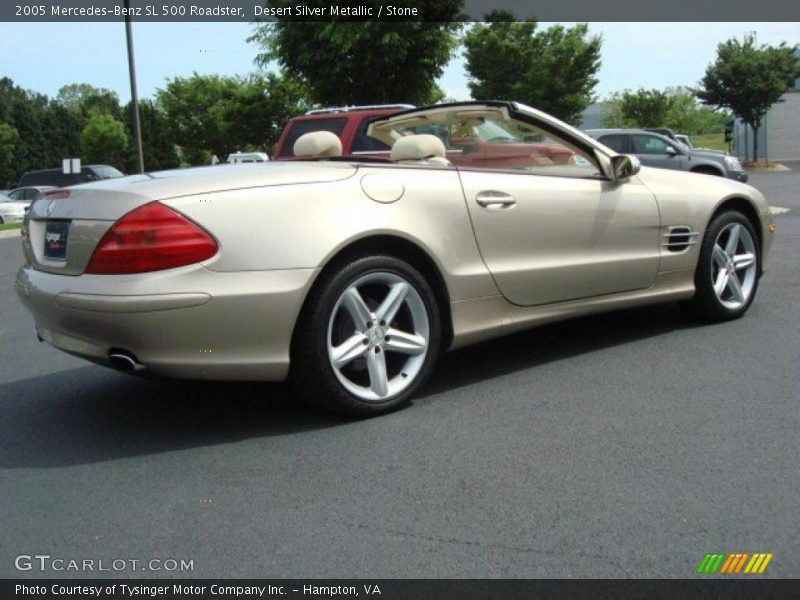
[390,134,450,166]
[293,131,343,158]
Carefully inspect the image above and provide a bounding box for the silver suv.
[585,129,747,182]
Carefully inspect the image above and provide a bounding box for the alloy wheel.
[710,222,757,310]
[327,271,429,402]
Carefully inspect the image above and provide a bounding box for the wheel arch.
[293,233,454,353]
[690,163,724,176]
[707,195,764,272]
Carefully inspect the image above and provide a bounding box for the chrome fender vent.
[663,226,700,252]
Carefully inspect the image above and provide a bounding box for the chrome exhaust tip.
[108,351,144,373]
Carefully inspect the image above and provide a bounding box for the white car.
[0,193,28,224]
[226,151,270,164]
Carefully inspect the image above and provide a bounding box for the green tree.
[121,99,180,173]
[696,36,799,161]
[44,102,83,160]
[56,83,121,118]
[157,72,310,162]
[0,78,89,184]
[249,0,463,106]
[601,87,731,134]
[0,122,19,187]
[225,73,311,154]
[663,92,729,135]
[0,78,53,183]
[621,89,672,127]
[463,11,602,124]
[81,111,129,166]
[598,96,628,128]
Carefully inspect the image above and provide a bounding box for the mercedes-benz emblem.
[45,200,55,217]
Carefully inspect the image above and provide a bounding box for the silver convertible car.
[16,101,774,416]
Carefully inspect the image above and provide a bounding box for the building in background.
[578,102,608,130]
[733,48,800,162]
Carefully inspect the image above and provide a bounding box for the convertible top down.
[16,101,774,415]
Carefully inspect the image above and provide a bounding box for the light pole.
[125,0,145,173]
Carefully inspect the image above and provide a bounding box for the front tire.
[290,254,441,416]
[684,210,760,321]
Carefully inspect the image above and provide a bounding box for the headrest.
[390,134,447,162]
[293,131,343,157]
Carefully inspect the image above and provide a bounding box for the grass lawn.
[0,222,22,231]
[690,133,729,152]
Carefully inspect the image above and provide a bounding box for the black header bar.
[3,0,799,22]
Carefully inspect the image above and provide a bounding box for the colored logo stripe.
[697,552,773,574]
[719,553,749,573]
[697,553,725,574]
[744,553,774,574]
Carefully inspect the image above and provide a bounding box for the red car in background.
[272,105,409,159]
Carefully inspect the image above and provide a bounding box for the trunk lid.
[22,162,356,275]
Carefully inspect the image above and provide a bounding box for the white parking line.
[770,206,791,215]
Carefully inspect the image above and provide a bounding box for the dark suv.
[16,165,124,188]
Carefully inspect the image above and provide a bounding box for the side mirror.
[665,145,678,156]
[611,155,641,180]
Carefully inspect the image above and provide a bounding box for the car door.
[460,168,661,306]
[631,133,687,171]
[368,106,662,307]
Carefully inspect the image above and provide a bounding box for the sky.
[0,22,797,104]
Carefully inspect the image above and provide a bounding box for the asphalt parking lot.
[1,167,798,579]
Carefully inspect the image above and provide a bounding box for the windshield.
[369,105,602,177]
[474,120,520,143]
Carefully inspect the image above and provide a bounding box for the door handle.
[476,191,516,210]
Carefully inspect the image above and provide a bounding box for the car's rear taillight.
[86,202,217,274]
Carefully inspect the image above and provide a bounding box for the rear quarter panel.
[163,164,498,302]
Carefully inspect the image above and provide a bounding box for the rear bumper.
[15,264,318,381]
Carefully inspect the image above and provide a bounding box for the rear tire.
[683,211,760,322]
[290,254,441,417]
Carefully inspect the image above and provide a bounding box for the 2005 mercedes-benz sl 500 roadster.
[16,101,774,416]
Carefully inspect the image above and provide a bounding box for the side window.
[351,119,391,153]
[280,118,347,157]
[598,135,628,153]
[633,134,673,155]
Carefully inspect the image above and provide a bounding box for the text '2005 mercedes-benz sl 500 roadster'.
[15,101,775,416]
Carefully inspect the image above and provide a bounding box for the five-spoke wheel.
[291,254,441,416]
[328,272,430,402]
[710,222,758,310]
[686,211,760,321]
